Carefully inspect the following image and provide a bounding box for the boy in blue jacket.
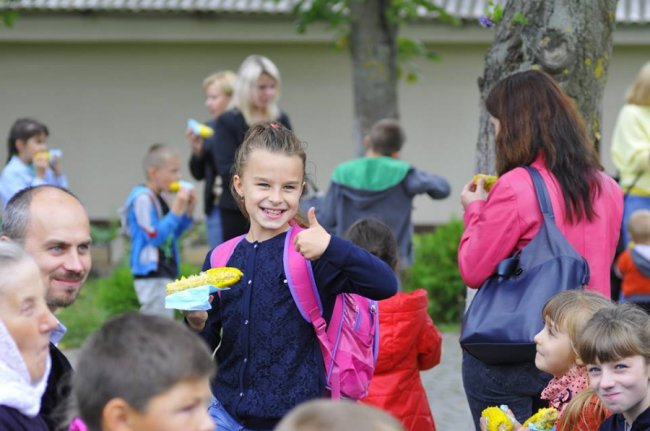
[318,119,450,269]
[122,144,195,318]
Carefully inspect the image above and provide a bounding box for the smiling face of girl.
[233,148,304,242]
[588,355,650,424]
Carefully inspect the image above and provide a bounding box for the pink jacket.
[459,158,623,297]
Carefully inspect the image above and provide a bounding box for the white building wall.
[0,15,647,225]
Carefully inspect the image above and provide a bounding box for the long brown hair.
[485,70,603,223]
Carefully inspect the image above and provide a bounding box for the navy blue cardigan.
[599,408,650,431]
[198,233,397,429]
[0,406,49,431]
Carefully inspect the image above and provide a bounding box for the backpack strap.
[282,226,340,397]
[210,235,246,267]
[283,225,323,322]
[210,234,246,297]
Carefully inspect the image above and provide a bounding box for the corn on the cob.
[522,407,558,430]
[481,406,513,431]
[169,180,195,193]
[473,174,498,192]
[166,267,243,295]
[187,118,214,138]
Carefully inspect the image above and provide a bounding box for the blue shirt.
[199,232,397,428]
[0,156,68,207]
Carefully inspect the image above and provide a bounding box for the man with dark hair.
[1,185,92,430]
[318,119,450,270]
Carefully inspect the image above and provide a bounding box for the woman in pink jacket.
[347,218,442,431]
[459,70,623,430]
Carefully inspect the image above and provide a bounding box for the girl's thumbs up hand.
[294,207,331,260]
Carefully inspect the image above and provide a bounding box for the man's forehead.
[25,193,91,242]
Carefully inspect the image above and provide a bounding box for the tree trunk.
[348,0,399,153]
[476,0,617,174]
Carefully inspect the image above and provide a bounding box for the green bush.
[95,263,139,316]
[403,217,466,324]
[96,260,201,317]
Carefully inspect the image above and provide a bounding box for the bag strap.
[210,234,246,297]
[210,234,246,267]
[283,225,339,398]
[523,166,555,220]
[283,225,324,323]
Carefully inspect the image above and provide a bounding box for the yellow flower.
[481,406,513,431]
[522,407,558,430]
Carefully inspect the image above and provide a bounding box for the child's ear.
[102,398,135,431]
[233,175,243,199]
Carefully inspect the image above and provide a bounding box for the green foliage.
[287,0,458,82]
[403,218,466,324]
[397,36,441,83]
[95,263,139,316]
[90,219,120,244]
[512,11,529,26]
[95,260,201,317]
[58,259,203,348]
[1,0,19,27]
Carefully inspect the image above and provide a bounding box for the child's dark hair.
[368,119,405,156]
[70,313,215,431]
[231,121,307,220]
[6,118,49,162]
[345,218,398,271]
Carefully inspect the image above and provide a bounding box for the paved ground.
[423,332,474,430]
[64,332,473,430]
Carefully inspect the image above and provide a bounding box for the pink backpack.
[210,225,379,400]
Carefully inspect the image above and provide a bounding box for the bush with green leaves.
[96,260,201,317]
[403,218,466,324]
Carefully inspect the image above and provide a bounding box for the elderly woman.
[0,241,58,430]
[212,54,292,241]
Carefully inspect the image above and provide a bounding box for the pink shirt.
[459,158,623,297]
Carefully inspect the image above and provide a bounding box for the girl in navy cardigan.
[184,122,397,431]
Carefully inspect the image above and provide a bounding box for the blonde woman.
[212,55,292,241]
[611,62,650,248]
[188,70,236,247]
